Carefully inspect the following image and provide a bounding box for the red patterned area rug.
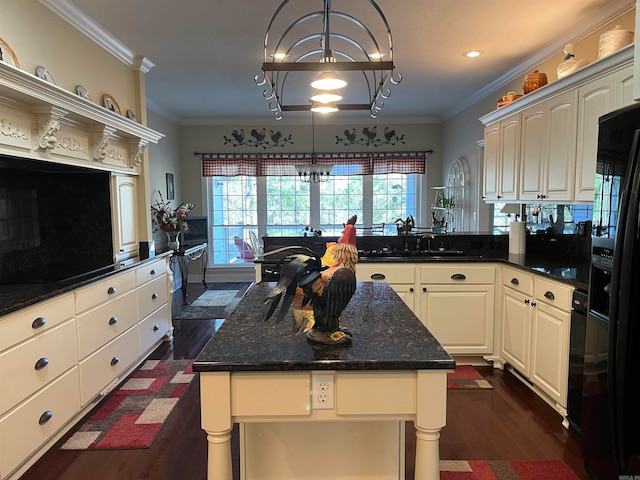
[60,359,194,450]
[447,365,493,390]
[439,460,580,479]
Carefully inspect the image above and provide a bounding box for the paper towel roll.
[509,221,526,255]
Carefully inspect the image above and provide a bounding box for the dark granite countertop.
[0,253,172,317]
[193,281,455,373]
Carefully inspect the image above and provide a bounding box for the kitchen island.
[194,281,455,480]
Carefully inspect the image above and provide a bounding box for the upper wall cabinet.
[0,62,163,174]
[480,45,634,204]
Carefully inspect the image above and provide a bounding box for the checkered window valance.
[198,151,427,177]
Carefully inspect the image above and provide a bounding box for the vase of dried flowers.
[151,190,194,252]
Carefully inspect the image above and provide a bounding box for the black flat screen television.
[182,216,208,247]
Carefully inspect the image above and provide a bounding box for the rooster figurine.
[262,215,358,345]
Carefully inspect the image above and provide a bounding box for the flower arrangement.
[151,191,195,233]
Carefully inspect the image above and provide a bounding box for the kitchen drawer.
[337,372,416,415]
[0,367,80,479]
[78,326,139,405]
[0,293,75,353]
[534,277,573,311]
[139,304,171,355]
[135,258,167,287]
[419,264,495,284]
[231,372,310,417]
[75,269,136,314]
[77,290,138,360]
[137,275,168,320]
[0,319,78,415]
[502,266,534,295]
[355,264,416,284]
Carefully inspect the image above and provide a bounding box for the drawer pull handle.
[152,293,159,299]
[107,286,117,295]
[109,316,118,325]
[32,317,47,329]
[34,357,49,370]
[111,356,120,366]
[544,291,555,300]
[451,273,466,280]
[510,278,519,285]
[531,302,537,307]
[39,411,53,425]
[370,273,386,280]
[150,269,156,275]
[524,299,530,304]
[153,325,160,331]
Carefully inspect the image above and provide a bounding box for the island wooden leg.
[206,429,233,480]
[200,372,232,480]
[414,426,441,480]
[414,370,448,480]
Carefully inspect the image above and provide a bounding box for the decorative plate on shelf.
[75,85,92,102]
[126,109,137,122]
[102,93,122,115]
[0,37,19,68]
[35,65,56,85]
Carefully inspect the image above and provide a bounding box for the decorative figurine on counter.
[262,215,358,345]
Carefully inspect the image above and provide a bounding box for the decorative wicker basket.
[523,70,548,94]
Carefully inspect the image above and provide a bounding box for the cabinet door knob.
[451,273,466,280]
[109,316,118,325]
[422,287,427,292]
[34,357,49,371]
[152,293,159,299]
[39,410,53,425]
[370,273,386,280]
[107,286,117,295]
[153,325,160,331]
[32,317,47,329]
[409,287,414,292]
[111,356,120,366]
[150,269,156,275]
[544,291,555,300]
[510,278,519,285]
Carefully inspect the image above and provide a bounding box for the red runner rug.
[447,365,493,390]
[61,359,194,450]
[440,460,580,479]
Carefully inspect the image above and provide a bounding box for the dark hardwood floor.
[20,283,590,480]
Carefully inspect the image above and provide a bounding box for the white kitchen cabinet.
[419,264,495,355]
[355,263,416,313]
[482,113,520,202]
[480,46,633,204]
[111,174,138,263]
[520,91,577,202]
[0,257,172,480]
[500,266,573,411]
[575,64,634,202]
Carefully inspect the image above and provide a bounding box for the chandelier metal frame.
[254,0,402,120]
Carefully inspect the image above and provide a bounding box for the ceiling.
[43,0,633,124]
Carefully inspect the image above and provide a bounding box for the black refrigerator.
[583,102,640,479]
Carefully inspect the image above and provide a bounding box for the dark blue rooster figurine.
[262,215,358,345]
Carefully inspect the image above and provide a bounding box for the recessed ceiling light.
[463,50,483,58]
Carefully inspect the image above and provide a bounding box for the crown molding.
[39,0,155,72]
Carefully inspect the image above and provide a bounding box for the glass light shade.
[295,164,333,183]
[311,72,347,90]
[310,90,342,103]
[500,204,521,215]
[310,101,339,114]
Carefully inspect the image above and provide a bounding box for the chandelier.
[296,113,332,183]
[254,0,402,120]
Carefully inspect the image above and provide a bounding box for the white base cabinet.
[0,256,173,480]
[500,266,573,415]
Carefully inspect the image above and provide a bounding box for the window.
[206,172,420,265]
